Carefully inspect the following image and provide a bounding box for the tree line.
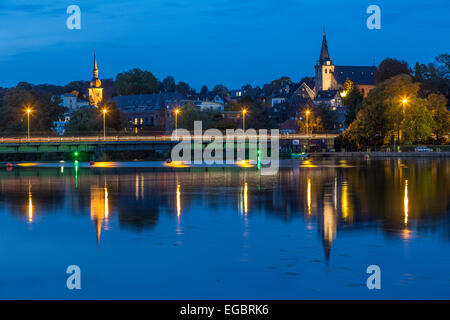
[337,54,449,149]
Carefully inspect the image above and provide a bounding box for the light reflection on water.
[0,159,449,299]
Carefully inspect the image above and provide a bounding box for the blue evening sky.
[0,0,448,90]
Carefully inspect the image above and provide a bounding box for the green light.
[74,152,79,157]
[74,160,79,165]
[257,146,261,170]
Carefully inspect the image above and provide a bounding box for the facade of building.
[314,32,376,97]
[59,93,90,112]
[194,100,224,111]
[88,53,103,107]
[111,93,185,132]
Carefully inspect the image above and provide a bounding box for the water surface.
[0,159,449,299]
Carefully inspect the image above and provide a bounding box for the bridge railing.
[0,133,338,144]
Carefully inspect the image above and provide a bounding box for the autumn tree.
[341,79,363,127]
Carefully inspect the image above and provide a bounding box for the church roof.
[319,32,331,62]
[111,93,185,111]
[333,66,377,85]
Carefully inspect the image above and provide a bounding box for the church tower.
[88,52,103,107]
[315,32,335,92]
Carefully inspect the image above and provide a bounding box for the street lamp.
[305,110,310,137]
[242,109,247,131]
[102,109,107,140]
[26,108,31,141]
[174,108,180,132]
[402,98,408,113]
[399,97,408,147]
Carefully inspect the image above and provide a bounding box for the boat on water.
[291,152,310,160]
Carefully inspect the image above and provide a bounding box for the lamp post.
[305,110,310,137]
[242,109,247,131]
[175,108,180,132]
[399,98,408,147]
[26,108,31,141]
[102,109,107,140]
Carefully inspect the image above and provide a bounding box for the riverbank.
[310,152,450,158]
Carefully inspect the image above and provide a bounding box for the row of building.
[54,32,377,135]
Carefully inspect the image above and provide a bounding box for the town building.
[59,93,90,112]
[88,53,103,107]
[111,92,185,132]
[314,32,376,97]
[194,100,224,111]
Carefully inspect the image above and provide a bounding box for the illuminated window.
[134,118,138,125]
[140,118,143,125]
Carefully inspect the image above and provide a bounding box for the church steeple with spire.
[315,30,336,93]
[319,31,331,63]
[88,51,103,107]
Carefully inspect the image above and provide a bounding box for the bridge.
[0,134,338,156]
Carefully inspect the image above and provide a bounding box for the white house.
[194,100,224,111]
[271,97,286,107]
[59,93,90,112]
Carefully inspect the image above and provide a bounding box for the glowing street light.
[242,109,247,131]
[174,108,180,132]
[102,109,107,140]
[305,109,311,137]
[401,98,408,113]
[26,108,31,141]
[399,97,409,146]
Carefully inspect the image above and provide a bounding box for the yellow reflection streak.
[334,177,337,210]
[307,178,311,215]
[244,182,248,215]
[104,187,109,219]
[135,173,139,200]
[301,160,318,168]
[342,182,349,220]
[28,191,33,223]
[404,180,408,225]
[17,163,39,167]
[90,187,109,246]
[236,160,254,168]
[164,161,188,168]
[176,184,181,217]
[140,174,144,200]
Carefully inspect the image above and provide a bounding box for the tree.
[342,79,363,127]
[178,103,220,131]
[200,85,208,95]
[161,76,176,92]
[175,81,190,95]
[401,101,434,144]
[115,68,159,95]
[298,109,323,134]
[375,58,411,84]
[436,54,450,78]
[0,86,66,135]
[315,104,341,130]
[414,54,450,100]
[245,101,278,130]
[425,93,450,142]
[343,74,428,147]
[65,102,127,135]
[213,85,229,97]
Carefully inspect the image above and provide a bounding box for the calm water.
[0,159,449,299]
